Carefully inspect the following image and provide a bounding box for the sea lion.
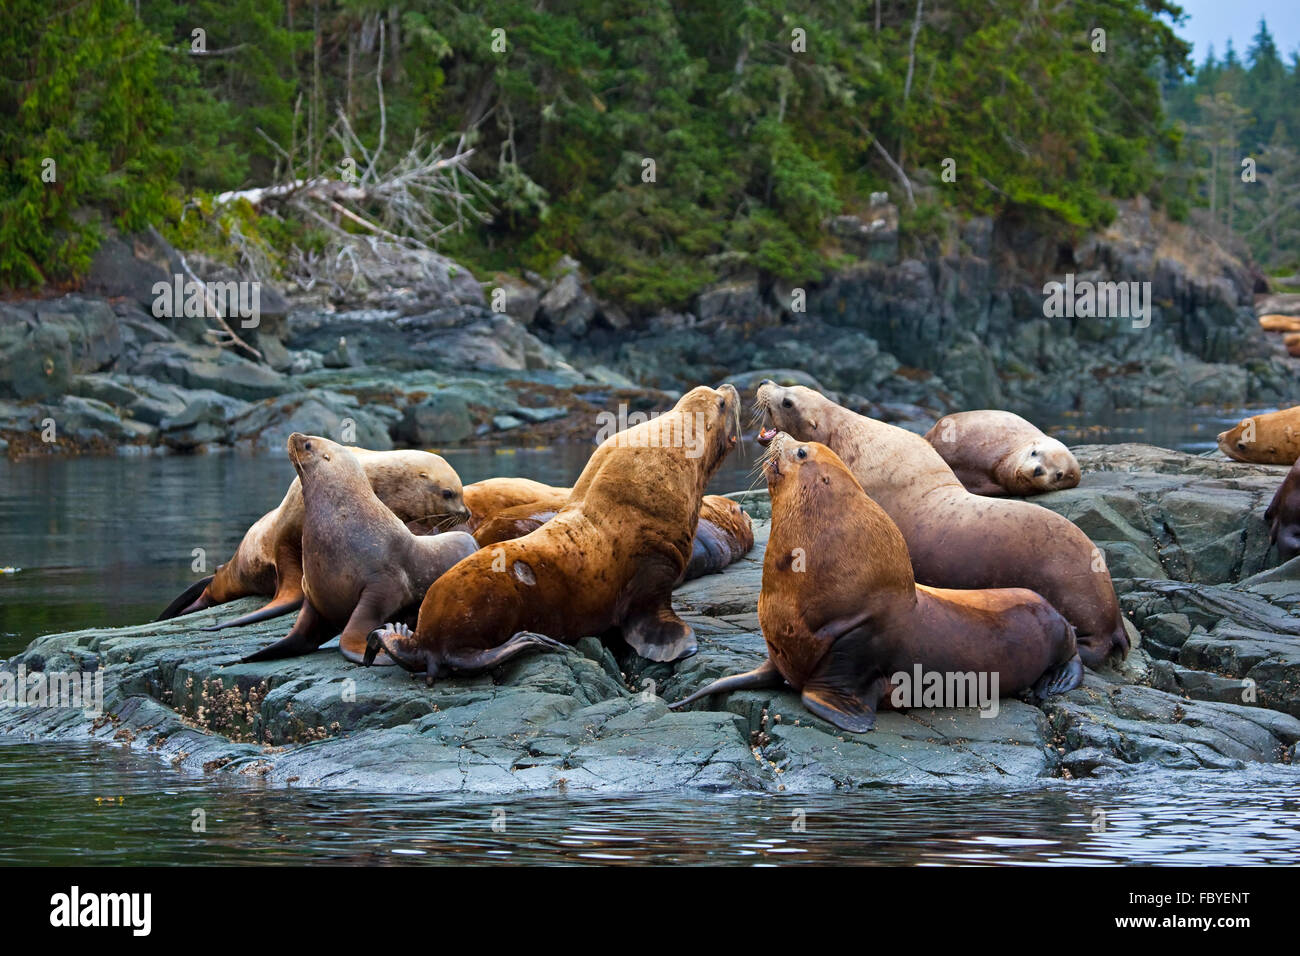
[753,381,1127,668]
[469,483,754,579]
[1217,407,1300,465]
[1266,460,1300,562]
[158,448,469,629]
[1259,314,1300,333]
[241,434,478,663]
[1285,333,1300,358]
[363,384,742,678]
[670,435,1082,731]
[460,477,567,533]
[923,409,1080,496]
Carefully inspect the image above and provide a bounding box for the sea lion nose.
[1055,471,1063,480]
[1033,466,1045,477]
[760,379,773,387]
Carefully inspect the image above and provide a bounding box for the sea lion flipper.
[200,594,304,632]
[668,658,783,710]
[799,627,886,734]
[156,575,214,621]
[338,591,398,666]
[623,605,698,663]
[1029,652,1084,702]
[240,601,332,663]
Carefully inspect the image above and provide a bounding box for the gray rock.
[396,390,474,444]
[538,272,597,338]
[228,391,393,453]
[129,341,288,401]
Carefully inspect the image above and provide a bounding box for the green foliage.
[0,0,175,287]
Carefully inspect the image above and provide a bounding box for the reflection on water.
[0,740,1296,865]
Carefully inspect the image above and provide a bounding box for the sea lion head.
[1217,418,1259,462]
[673,383,741,470]
[369,450,471,532]
[753,381,834,447]
[286,432,364,487]
[1007,438,1080,494]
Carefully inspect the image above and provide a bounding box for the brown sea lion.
[1259,314,1300,332]
[363,385,742,678]
[460,477,567,533]
[1285,333,1300,358]
[1217,407,1300,465]
[753,381,1127,668]
[241,434,478,663]
[158,448,469,629]
[923,409,1080,496]
[469,483,754,579]
[1266,460,1300,562]
[671,435,1082,732]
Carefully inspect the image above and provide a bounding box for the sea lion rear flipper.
[668,658,783,710]
[441,631,570,675]
[200,594,304,632]
[799,626,887,734]
[156,575,215,621]
[623,605,698,663]
[1029,652,1084,702]
[240,602,332,663]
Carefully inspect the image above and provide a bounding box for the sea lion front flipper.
[668,657,783,710]
[799,626,886,734]
[622,604,698,663]
[337,590,398,666]
[156,575,214,621]
[239,601,332,663]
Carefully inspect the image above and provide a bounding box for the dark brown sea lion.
[1266,459,1300,562]
[1217,407,1300,465]
[753,381,1127,668]
[924,409,1080,496]
[671,435,1082,731]
[240,434,478,663]
[158,448,469,629]
[363,385,741,678]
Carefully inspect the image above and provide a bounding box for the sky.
[1172,0,1300,64]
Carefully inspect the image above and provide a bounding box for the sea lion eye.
[1238,442,1246,449]
[304,441,313,452]
[782,398,793,408]
[1030,450,1038,457]
[442,489,455,500]
[796,447,808,459]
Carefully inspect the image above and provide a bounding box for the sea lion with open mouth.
[924,409,1080,497]
[238,434,478,664]
[752,381,1127,668]
[157,448,469,630]
[671,434,1082,732]
[363,385,742,680]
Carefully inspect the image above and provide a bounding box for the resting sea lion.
[1259,314,1300,333]
[1285,333,1300,358]
[460,478,566,533]
[364,385,741,679]
[1217,407,1300,465]
[241,434,478,663]
[1266,460,1300,562]
[923,409,1080,496]
[671,435,1082,731]
[469,482,754,579]
[754,381,1127,668]
[158,447,469,628]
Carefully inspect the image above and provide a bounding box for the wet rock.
[0,297,124,400]
[395,390,474,444]
[227,391,393,452]
[129,341,288,401]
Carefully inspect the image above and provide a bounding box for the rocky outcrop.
[6,447,1300,792]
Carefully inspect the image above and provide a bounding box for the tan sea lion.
[1259,314,1300,332]
[1217,407,1300,464]
[671,435,1082,731]
[241,434,478,663]
[363,385,742,678]
[924,409,1080,496]
[469,483,754,579]
[460,477,566,533]
[158,448,469,629]
[753,381,1127,668]
[1286,333,1300,358]
[1266,460,1300,562]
